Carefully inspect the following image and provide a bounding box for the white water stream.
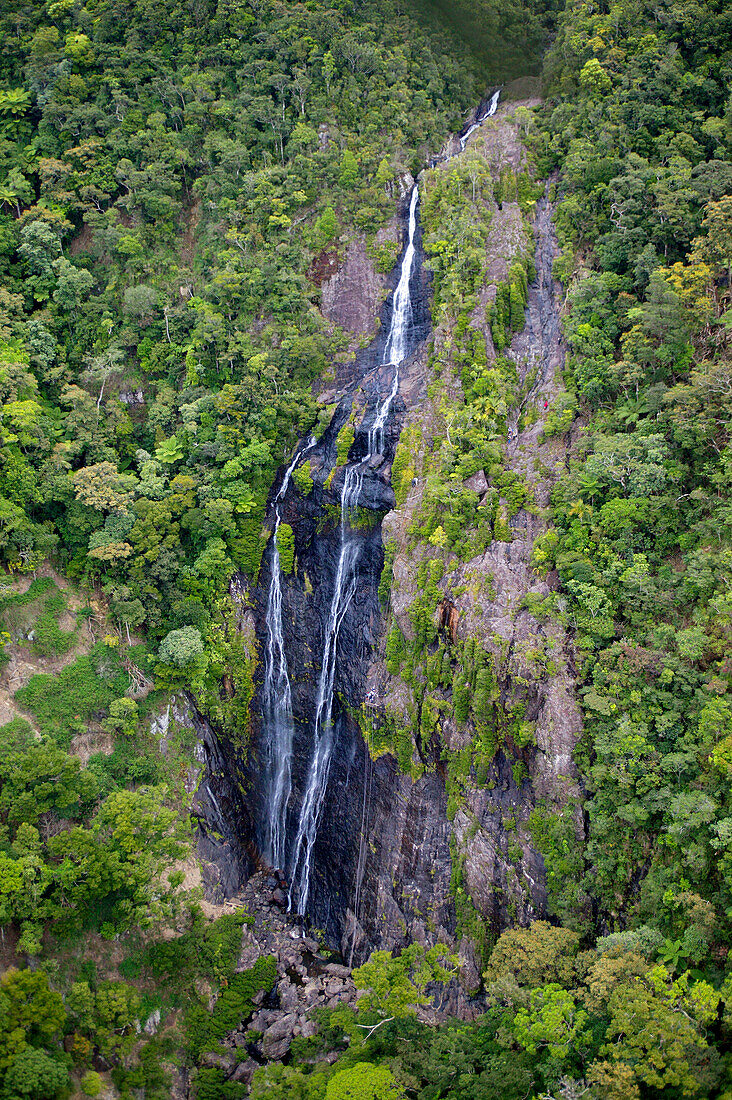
[288,185,421,914]
[458,88,500,153]
[261,438,316,870]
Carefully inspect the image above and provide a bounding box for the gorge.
[194,89,580,976]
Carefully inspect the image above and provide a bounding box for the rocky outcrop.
[153,695,254,902]
[321,234,385,339]
[357,105,583,957]
[220,873,358,1067]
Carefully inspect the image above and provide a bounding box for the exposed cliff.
[343,97,584,985]
[194,92,584,992]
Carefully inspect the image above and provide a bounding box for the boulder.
[231,1059,259,1085]
[200,1051,234,1072]
[300,1019,319,1039]
[463,469,488,495]
[277,979,300,1011]
[323,963,351,979]
[261,1013,298,1060]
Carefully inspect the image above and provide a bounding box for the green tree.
[353,944,457,1036]
[325,1063,404,1100]
[579,58,611,96]
[2,1048,68,1099]
[340,150,359,189]
[158,625,204,668]
[316,206,338,247]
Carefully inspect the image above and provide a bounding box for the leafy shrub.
[276,523,295,574]
[335,422,355,466]
[80,1070,103,1097]
[158,626,205,668]
[291,462,314,496]
[15,647,125,745]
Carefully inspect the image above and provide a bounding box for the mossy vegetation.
[15,644,134,746]
[276,522,295,574]
[291,461,314,497]
[0,577,78,658]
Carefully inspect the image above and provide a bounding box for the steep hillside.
[1,0,732,1096]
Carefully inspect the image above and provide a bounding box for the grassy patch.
[0,578,77,657]
[14,645,128,746]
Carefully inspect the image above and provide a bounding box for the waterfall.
[288,463,365,913]
[261,438,316,870]
[369,185,419,455]
[458,88,500,153]
[288,186,421,915]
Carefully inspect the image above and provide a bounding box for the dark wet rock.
[188,703,253,902]
[261,1013,298,1060]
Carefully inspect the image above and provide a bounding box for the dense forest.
[0,0,732,1096]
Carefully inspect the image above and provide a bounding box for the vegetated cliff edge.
[350,92,585,989]
[193,88,584,991]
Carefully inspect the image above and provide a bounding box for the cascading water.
[458,88,500,153]
[369,186,419,455]
[261,438,316,870]
[288,185,421,914]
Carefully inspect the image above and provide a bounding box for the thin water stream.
[261,438,316,870]
[458,88,500,153]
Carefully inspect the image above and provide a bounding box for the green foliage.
[141,910,251,987]
[377,541,396,609]
[353,944,457,1023]
[2,1048,69,1099]
[276,523,295,574]
[2,0,732,1089]
[158,626,205,669]
[80,1071,103,1097]
[370,241,400,275]
[14,646,126,746]
[0,969,68,1099]
[335,423,356,467]
[528,805,587,929]
[291,462,314,496]
[326,1063,404,1100]
[316,206,339,246]
[488,255,534,348]
[517,0,732,990]
[390,427,418,508]
[363,705,415,775]
[339,151,359,190]
[541,390,577,438]
[0,0,506,641]
[0,579,76,657]
[184,956,277,1063]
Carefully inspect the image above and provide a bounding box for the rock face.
[375,172,579,958]
[368,170,584,949]
[320,234,385,339]
[151,695,254,902]
[194,102,583,978]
